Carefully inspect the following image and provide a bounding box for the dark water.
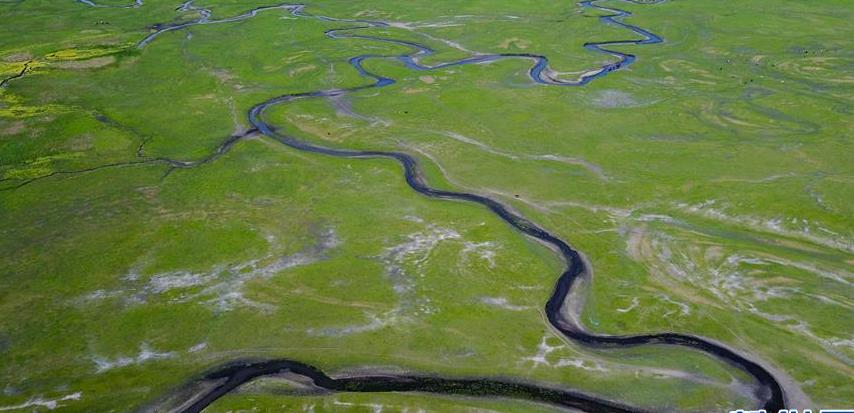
[125,1,787,411]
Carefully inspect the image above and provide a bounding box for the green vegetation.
[0,0,851,412]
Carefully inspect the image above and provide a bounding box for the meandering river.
[82,1,790,411]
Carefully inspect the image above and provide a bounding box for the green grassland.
[0,0,851,412]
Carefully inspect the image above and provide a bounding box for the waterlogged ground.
[0,0,852,412]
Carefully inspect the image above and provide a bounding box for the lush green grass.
[0,0,851,411]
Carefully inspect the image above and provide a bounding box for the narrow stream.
[81,1,789,411]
